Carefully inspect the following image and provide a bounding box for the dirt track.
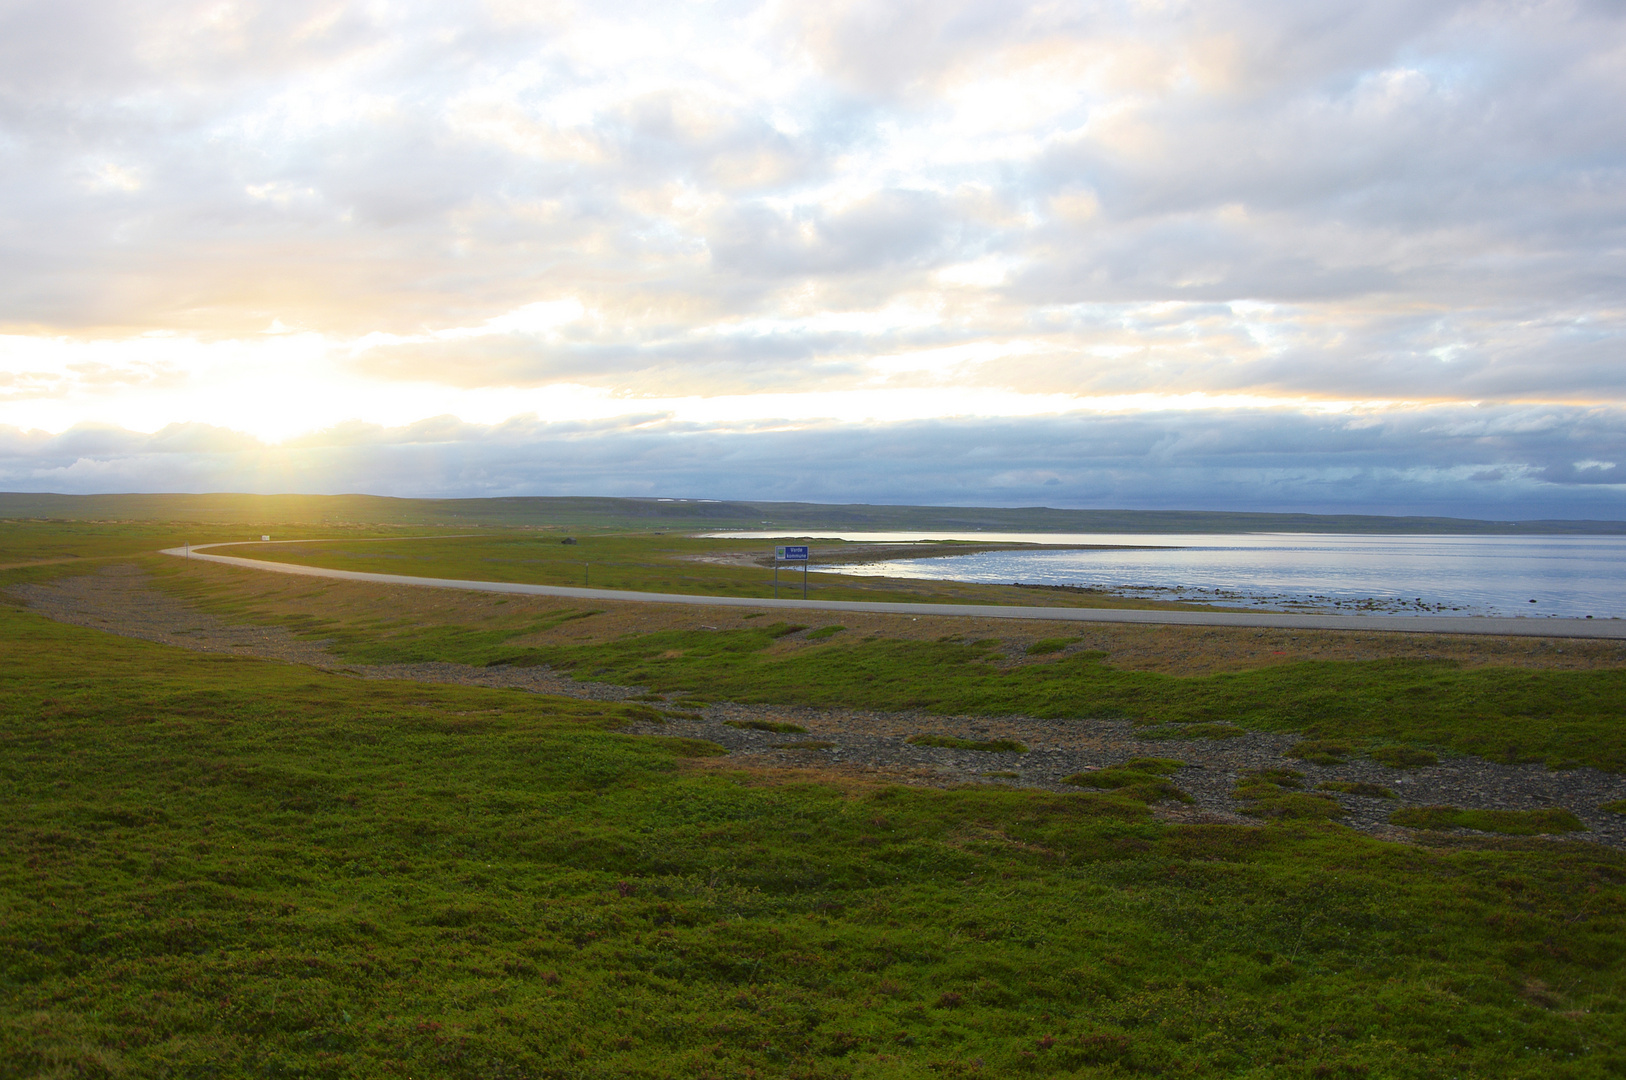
[173,540,1626,639]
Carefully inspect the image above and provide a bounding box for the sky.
[1,0,1623,518]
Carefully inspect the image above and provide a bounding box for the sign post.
[775,545,810,599]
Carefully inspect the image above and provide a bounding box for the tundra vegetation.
[164,554,1626,772]
[2,515,1625,1077]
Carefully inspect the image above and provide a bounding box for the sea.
[703,532,1626,619]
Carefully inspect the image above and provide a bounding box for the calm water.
[705,532,1626,619]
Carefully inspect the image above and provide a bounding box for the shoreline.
[165,540,1626,639]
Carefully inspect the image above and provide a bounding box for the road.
[162,540,1626,640]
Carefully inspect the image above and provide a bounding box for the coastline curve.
[161,540,1626,640]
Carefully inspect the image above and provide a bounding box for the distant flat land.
[3,490,1624,534]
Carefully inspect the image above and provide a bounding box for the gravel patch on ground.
[637,706,1626,849]
[9,564,634,701]
[15,564,1626,849]
[13,563,341,666]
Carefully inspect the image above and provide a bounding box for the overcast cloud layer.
[1,0,1623,516]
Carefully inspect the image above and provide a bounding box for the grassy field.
[500,629,1626,772]
[148,550,1626,773]
[0,519,443,572]
[4,580,1626,1078]
[5,517,1626,1077]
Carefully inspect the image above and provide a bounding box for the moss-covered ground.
[121,545,1626,774]
[4,518,1626,1077]
[515,628,1626,770]
[255,610,1626,774]
[5,594,1626,1078]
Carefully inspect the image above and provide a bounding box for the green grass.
[642,735,731,757]
[1025,638,1076,656]
[47,542,1607,778]
[1604,800,1626,814]
[1390,807,1589,836]
[1233,770,1345,822]
[725,720,808,734]
[148,569,1626,772]
[906,734,1028,753]
[1064,759,1192,804]
[54,516,1608,778]
[0,517,447,570]
[443,629,1626,772]
[5,584,1626,1076]
[1287,739,1351,766]
[1116,758,1184,775]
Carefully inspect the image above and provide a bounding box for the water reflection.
[704,532,1626,619]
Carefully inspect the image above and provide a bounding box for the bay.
[705,531,1626,619]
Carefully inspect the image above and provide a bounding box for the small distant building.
[261,535,270,541]
[561,537,577,545]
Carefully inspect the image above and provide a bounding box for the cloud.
[708,189,961,278]
[0,0,1623,514]
[4,403,1622,519]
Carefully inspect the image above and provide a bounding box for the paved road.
[162,540,1626,640]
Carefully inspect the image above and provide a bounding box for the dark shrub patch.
[1065,758,1191,804]
[1288,739,1352,766]
[1319,781,1396,799]
[907,734,1027,753]
[725,719,807,733]
[1233,769,1342,821]
[1390,806,1585,835]
[1370,747,1439,769]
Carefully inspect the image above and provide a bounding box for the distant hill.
[2,492,1622,534]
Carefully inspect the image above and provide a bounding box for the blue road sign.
[776,545,809,561]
